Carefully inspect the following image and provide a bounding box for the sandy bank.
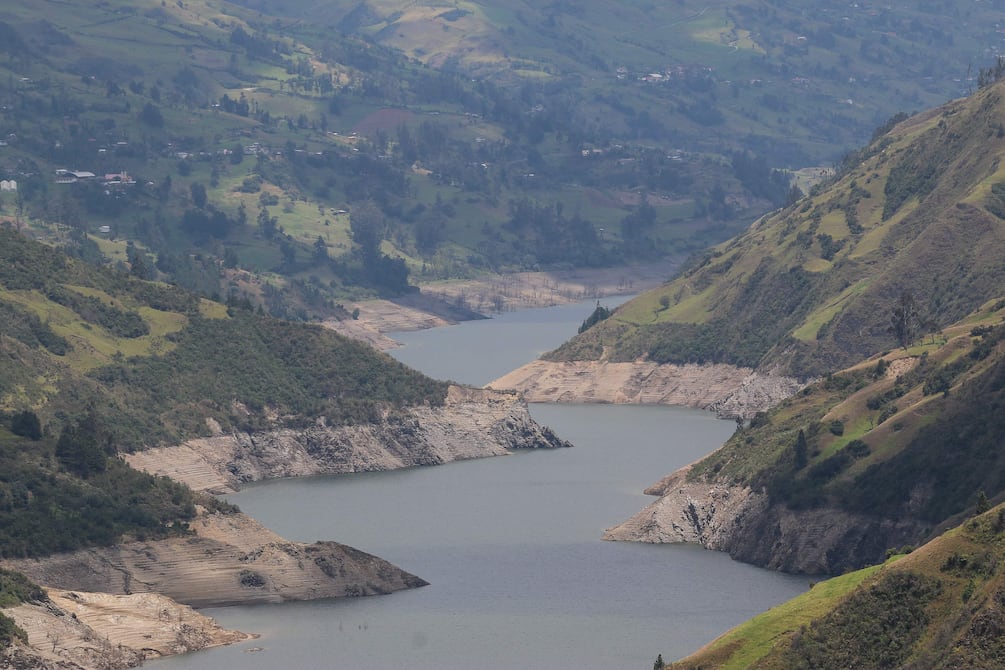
[2,589,251,670]
[3,510,426,610]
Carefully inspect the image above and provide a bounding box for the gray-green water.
[151,299,807,670]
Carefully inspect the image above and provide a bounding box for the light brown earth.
[488,360,806,419]
[2,589,251,670]
[3,511,427,609]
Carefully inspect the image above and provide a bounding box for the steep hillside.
[605,300,1005,574]
[551,76,1005,379]
[670,503,1005,669]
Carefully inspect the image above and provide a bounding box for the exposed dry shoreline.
[602,465,925,574]
[1,509,425,669]
[124,386,568,494]
[488,360,806,419]
[325,262,676,346]
[2,387,566,667]
[2,589,252,670]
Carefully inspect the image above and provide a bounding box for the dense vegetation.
[0,227,449,563]
[0,411,201,558]
[91,310,449,443]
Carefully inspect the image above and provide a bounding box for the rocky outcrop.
[488,361,805,419]
[3,511,427,609]
[125,386,568,494]
[604,467,926,574]
[1,589,251,670]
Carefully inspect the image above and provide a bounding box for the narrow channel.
[151,298,807,670]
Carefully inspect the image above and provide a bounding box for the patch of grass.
[683,564,883,669]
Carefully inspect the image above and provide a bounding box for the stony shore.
[488,360,806,419]
[124,386,568,494]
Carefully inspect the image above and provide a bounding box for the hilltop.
[605,299,1005,574]
[548,75,1005,379]
[669,502,1005,669]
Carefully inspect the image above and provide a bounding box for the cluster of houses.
[0,180,16,192]
[617,63,716,83]
[55,169,135,186]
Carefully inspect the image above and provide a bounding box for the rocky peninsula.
[124,386,568,494]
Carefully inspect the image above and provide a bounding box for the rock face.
[489,361,805,419]
[603,467,926,574]
[125,386,569,494]
[3,511,427,609]
[2,589,250,670]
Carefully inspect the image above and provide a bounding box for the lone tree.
[888,291,921,349]
[794,429,808,469]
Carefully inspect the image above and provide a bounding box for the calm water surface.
[152,298,807,670]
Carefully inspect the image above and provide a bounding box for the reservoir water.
[152,298,807,670]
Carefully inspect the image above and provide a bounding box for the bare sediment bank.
[125,386,568,495]
[3,511,426,610]
[602,464,925,574]
[325,262,675,347]
[488,360,805,420]
[1,509,426,669]
[2,588,252,670]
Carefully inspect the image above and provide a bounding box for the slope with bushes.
[551,76,1005,379]
[0,224,454,558]
[671,502,1005,669]
[607,299,1005,574]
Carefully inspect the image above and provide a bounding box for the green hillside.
[671,503,1005,669]
[4,0,1005,322]
[0,225,447,557]
[234,0,1001,166]
[0,0,803,320]
[667,299,1005,573]
[552,75,1005,378]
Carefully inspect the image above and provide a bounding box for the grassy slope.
[673,503,1005,669]
[661,298,1005,574]
[0,224,449,558]
[550,78,1005,378]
